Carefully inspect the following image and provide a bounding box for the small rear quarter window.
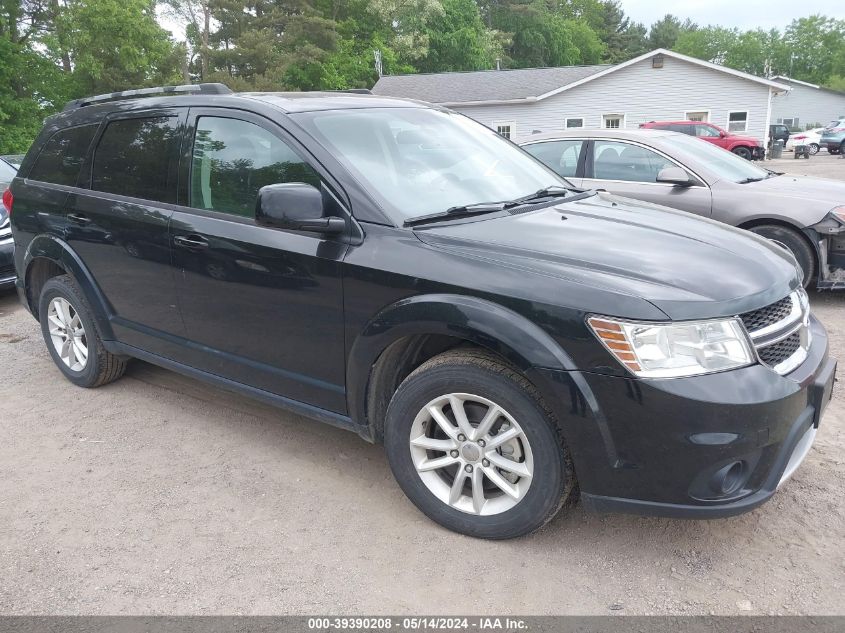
[28,124,99,186]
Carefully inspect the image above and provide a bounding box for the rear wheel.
[747,225,816,289]
[38,275,128,387]
[732,146,752,160]
[829,145,840,155]
[384,349,574,539]
[809,143,820,155]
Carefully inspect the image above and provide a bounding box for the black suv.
[6,84,837,539]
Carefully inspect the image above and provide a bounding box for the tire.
[829,146,840,155]
[732,146,752,160]
[38,275,128,388]
[809,143,820,155]
[384,349,575,539]
[747,225,816,289]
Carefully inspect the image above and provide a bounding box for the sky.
[620,0,841,30]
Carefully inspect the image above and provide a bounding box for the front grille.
[758,332,801,367]
[740,295,793,333]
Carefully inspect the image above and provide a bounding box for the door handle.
[67,213,91,225]
[173,234,209,250]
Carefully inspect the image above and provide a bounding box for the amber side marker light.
[587,317,642,373]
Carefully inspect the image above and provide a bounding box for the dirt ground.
[0,158,844,615]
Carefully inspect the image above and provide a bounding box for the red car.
[640,121,764,160]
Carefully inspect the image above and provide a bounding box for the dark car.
[769,124,791,146]
[640,120,765,160]
[6,84,837,539]
[820,119,845,155]
[0,155,20,289]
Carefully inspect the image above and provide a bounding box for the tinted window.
[29,124,98,186]
[592,141,676,183]
[524,140,584,178]
[668,124,693,135]
[92,117,179,203]
[191,116,320,218]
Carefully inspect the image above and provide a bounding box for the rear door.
[68,109,187,354]
[581,139,712,217]
[169,108,348,413]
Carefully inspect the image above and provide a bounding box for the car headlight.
[587,316,754,378]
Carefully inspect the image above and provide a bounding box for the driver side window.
[523,140,584,178]
[190,116,321,218]
[591,141,678,183]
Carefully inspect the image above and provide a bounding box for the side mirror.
[719,130,727,138]
[656,166,693,187]
[255,183,345,234]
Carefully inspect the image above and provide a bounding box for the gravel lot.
[1,161,843,615]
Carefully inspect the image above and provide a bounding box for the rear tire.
[747,225,816,289]
[384,349,575,539]
[38,275,128,388]
[732,146,752,160]
[809,143,820,155]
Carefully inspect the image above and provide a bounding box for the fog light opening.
[710,461,746,496]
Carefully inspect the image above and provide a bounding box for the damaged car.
[523,129,845,290]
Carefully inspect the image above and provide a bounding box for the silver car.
[522,129,845,289]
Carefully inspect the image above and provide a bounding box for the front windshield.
[294,107,569,220]
[661,133,770,183]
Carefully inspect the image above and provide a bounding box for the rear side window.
[28,124,99,186]
[92,117,179,203]
[523,140,584,178]
[190,116,320,218]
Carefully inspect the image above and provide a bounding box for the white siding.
[454,55,772,144]
[771,81,845,128]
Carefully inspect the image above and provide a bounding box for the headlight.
[587,316,754,378]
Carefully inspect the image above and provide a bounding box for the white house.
[373,48,790,145]
[770,76,845,129]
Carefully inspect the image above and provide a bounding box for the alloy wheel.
[47,297,88,371]
[409,393,534,516]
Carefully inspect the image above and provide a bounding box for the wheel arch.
[22,234,115,338]
[738,218,820,283]
[347,294,577,442]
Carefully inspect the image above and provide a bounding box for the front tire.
[732,146,752,160]
[384,349,574,539]
[747,225,816,289]
[38,275,128,388]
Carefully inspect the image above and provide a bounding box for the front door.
[67,109,187,355]
[170,109,348,413]
[581,139,712,218]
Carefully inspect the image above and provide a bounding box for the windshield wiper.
[737,176,765,184]
[403,202,507,227]
[510,185,572,205]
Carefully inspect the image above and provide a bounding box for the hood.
[728,134,761,145]
[743,175,843,224]
[415,192,799,321]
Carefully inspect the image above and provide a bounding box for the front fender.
[22,234,115,339]
[346,293,577,427]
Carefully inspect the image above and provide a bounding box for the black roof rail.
[337,88,372,94]
[63,83,233,111]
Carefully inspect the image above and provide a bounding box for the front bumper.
[0,232,15,290]
[535,316,836,518]
[751,146,766,160]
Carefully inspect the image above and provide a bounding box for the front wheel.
[747,225,816,289]
[732,146,752,160]
[384,350,575,539]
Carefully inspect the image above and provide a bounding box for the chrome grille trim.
[740,289,811,376]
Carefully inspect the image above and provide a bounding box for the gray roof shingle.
[372,65,610,104]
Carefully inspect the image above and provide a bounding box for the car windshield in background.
[0,159,17,182]
[294,107,569,221]
[661,133,772,184]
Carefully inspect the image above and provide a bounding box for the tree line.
[2,0,845,153]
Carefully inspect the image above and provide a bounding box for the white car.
[785,128,824,154]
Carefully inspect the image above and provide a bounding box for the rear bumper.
[535,316,837,519]
[751,146,766,160]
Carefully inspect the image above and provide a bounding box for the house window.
[603,114,624,129]
[727,111,748,133]
[781,117,799,129]
[565,117,585,129]
[493,122,515,139]
[685,111,709,122]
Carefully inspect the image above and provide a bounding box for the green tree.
[417,0,501,72]
[648,14,696,50]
